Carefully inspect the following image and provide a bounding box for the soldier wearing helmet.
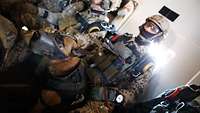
[136,15,169,45]
[68,15,169,113]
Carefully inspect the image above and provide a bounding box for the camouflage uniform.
[69,14,170,113]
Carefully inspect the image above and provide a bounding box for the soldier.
[69,14,170,113]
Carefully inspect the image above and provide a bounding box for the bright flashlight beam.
[147,43,175,71]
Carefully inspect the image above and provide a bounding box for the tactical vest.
[86,39,154,86]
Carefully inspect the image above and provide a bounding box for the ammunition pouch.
[90,87,124,104]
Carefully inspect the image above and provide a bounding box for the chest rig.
[86,35,154,86]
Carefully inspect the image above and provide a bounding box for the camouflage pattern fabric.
[69,101,113,113]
